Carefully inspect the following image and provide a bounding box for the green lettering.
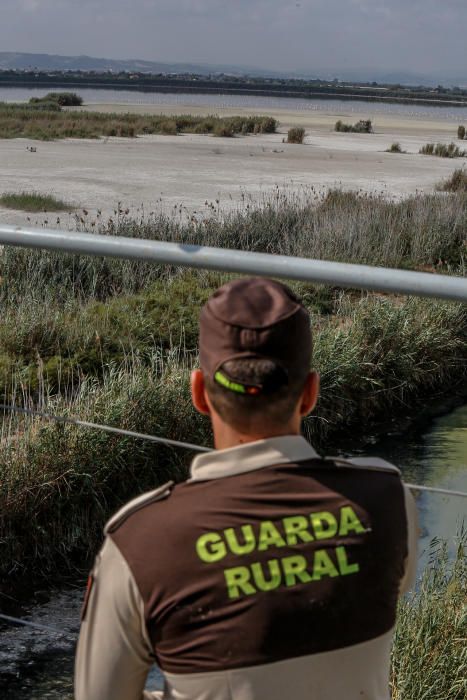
[258,521,286,551]
[282,555,313,586]
[283,516,314,546]
[339,506,366,536]
[310,512,338,540]
[224,566,256,599]
[336,546,360,576]
[312,549,339,580]
[225,525,256,556]
[196,533,227,563]
[251,560,282,592]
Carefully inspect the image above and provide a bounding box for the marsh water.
[3,86,467,122]
[1,403,466,699]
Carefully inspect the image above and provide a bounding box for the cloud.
[0,0,466,79]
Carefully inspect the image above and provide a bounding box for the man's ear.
[191,369,211,416]
[299,371,320,417]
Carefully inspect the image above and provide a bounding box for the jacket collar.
[189,435,319,482]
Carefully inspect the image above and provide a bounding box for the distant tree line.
[1,70,467,107]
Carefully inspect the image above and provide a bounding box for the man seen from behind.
[75,277,418,700]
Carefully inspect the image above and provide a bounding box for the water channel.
[1,403,466,699]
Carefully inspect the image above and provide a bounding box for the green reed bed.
[391,538,466,700]
[0,191,73,212]
[1,189,465,307]
[0,101,277,140]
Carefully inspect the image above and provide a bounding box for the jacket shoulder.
[104,481,174,535]
[325,455,401,476]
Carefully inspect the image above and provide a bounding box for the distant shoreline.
[1,79,467,109]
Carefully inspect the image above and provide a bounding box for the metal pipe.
[0,224,466,302]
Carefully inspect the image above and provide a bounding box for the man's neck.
[211,422,301,451]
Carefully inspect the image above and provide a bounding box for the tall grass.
[0,353,198,580]
[1,190,465,307]
[0,103,278,140]
[419,142,467,158]
[0,192,72,212]
[437,169,467,193]
[287,127,306,144]
[386,142,405,154]
[391,537,466,699]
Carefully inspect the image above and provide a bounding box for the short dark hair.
[204,358,307,432]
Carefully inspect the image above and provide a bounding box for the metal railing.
[1,224,467,302]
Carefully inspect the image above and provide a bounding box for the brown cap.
[199,278,311,394]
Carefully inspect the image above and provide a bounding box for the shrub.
[0,191,72,212]
[193,118,216,134]
[335,119,373,133]
[256,116,278,134]
[159,120,178,135]
[287,127,306,144]
[420,143,435,155]
[420,142,467,158]
[30,92,83,107]
[457,125,465,140]
[45,92,83,107]
[213,124,234,137]
[354,119,373,133]
[437,168,467,192]
[386,143,404,153]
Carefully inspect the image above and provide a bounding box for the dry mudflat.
[0,101,466,226]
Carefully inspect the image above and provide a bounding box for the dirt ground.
[0,101,465,226]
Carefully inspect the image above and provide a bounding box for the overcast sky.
[2,1,466,79]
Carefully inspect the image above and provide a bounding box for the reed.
[391,536,467,700]
[0,103,278,140]
[0,191,72,212]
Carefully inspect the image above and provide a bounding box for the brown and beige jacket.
[75,436,418,700]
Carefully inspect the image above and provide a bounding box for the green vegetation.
[386,142,405,154]
[0,101,278,140]
[419,142,467,158]
[30,92,83,107]
[457,125,465,140]
[0,188,465,586]
[0,191,72,212]
[286,127,306,144]
[391,538,466,700]
[335,119,373,133]
[437,169,467,193]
